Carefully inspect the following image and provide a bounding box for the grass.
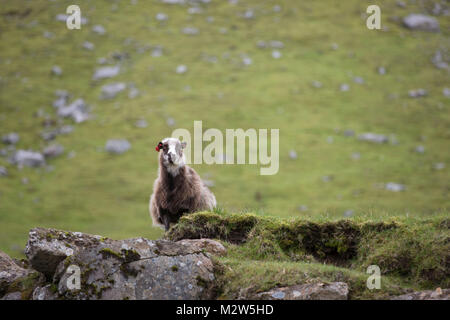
[0,0,449,258]
[167,211,449,299]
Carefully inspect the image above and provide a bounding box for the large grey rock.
[402,14,439,32]
[25,228,217,300]
[358,133,389,144]
[101,82,126,99]
[11,150,46,167]
[0,250,44,300]
[105,139,131,154]
[57,98,89,123]
[92,66,120,80]
[257,282,349,300]
[391,288,449,300]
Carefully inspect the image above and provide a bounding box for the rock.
[289,150,298,160]
[377,66,386,75]
[156,13,168,21]
[32,284,58,300]
[443,88,450,98]
[51,66,62,76]
[0,166,7,177]
[0,250,45,300]
[134,119,148,128]
[353,76,364,84]
[25,228,217,300]
[176,65,188,74]
[82,41,95,51]
[311,80,322,88]
[176,239,226,256]
[297,205,308,212]
[57,98,89,123]
[92,25,106,35]
[182,27,199,35]
[105,139,131,154]
[414,145,425,154]
[402,14,439,32]
[358,133,388,144]
[166,117,176,127]
[101,82,127,99]
[43,144,64,159]
[432,50,449,70]
[257,282,349,300]
[343,129,355,137]
[272,50,282,59]
[391,288,449,300]
[128,86,140,99]
[11,150,46,168]
[92,66,120,81]
[385,182,405,192]
[408,89,427,98]
[432,162,445,170]
[351,152,361,160]
[340,83,350,92]
[2,132,19,145]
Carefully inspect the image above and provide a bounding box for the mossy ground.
[168,211,449,299]
[0,1,449,258]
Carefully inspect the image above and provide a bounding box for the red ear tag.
[155,142,163,152]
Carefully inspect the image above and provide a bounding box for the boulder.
[0,250,44,300]
[10,150,46,167]
[257,282,349,300]
[25,228,217,300]
[391,288,449,300]
[402,14,439,32]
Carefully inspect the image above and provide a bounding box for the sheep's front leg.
[159,208,171,231]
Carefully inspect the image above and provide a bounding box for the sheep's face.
[158,138,187,174]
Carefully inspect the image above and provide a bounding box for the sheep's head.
[156,137,187,174]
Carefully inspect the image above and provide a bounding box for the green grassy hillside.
[0,0,449,257]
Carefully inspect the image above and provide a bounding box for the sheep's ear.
[181,141,187,149]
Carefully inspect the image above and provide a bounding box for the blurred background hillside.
[0,0,449,257]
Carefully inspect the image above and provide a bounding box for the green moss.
[99,248,123,260]
[171,265,179,272]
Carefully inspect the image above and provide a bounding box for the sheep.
[149,137,216,231]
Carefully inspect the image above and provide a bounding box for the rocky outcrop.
[391,288,449,300]
[0,251,44,300]
[256,282,349,300]
[22,228,221,300]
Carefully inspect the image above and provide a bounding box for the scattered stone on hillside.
[101,82,127,99]
[0,146,15,158]
[408,88,427,98]
[272,50,282,59]
[351,152,361,160]
[297,205,308,212]
[82,41,95,51]
[385,182,405,192]
[151,46,164,57]
[156,13,168,21]
[25,228,216,300]
[402,14,439,32]
[289,150,298,160]
[105,139,131,154]
[322,175,333,183]
[396,1,406,8]
[443,88,450,98]
[432,162,445,170]
[2,133,19,145]
[340,83,350,92]
[242,55,252,66]
[353,76,364,84]
[0,166,7,177]
[176,65,188,74]
[128,86,140,99]
[0,250,45,300]
[166,117,176,127]
[311,80,323,88]
[432,50,449,70]
[391,288,449,300]
[43,31,54,39]
[377,66,386,75]
[10,150,46,168]
[414,145,425,154]
[58,125,74,135]
[51,66,62,76]
[134,119,148,128]
[43,144,64,159]
[257,282,349,300]
[92,66,120,81]
[182,27,199,35]
[92,25,106,35]
[242,9,254,19]
[327,136,334,144]
[358,133,388,144]
[57,98,89,123]
[53,90,69,109]
[344,210,354,217]
[273,5,281,12]
[343,129,355,137]
[40,131,57,142]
